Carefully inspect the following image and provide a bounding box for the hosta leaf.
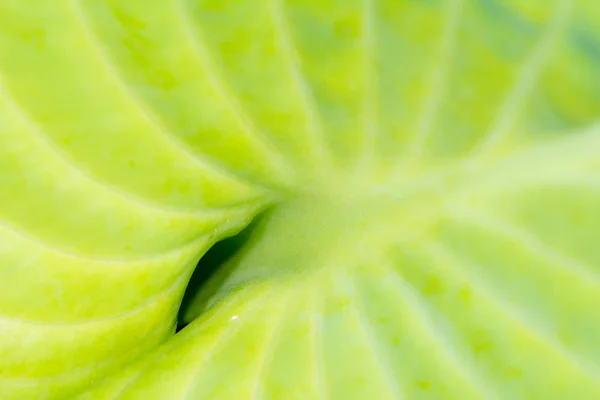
[0,0,599,399]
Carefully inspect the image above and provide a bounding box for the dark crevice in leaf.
[176,211,267,331]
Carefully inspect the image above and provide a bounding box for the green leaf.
[1,0,600,399]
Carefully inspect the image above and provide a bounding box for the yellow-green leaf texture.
[1,0,600,399]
